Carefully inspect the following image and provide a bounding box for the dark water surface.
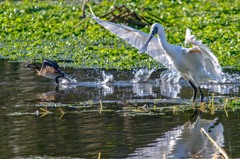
[0,59,240,158]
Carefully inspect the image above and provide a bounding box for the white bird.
[88,9,223,102]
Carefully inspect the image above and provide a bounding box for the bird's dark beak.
[139,27,158,53]
[26,64,34,68]
[26,63,40,70]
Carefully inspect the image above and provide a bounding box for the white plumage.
[88,10,222,102]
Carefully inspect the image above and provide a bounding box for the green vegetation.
[0,0,239,69]
[32,96,240,117]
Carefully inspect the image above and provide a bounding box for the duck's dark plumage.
[26,59,70,84]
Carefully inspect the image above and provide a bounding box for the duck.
[26,59,70,84]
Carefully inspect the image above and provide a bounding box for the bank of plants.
[0,0,239,70]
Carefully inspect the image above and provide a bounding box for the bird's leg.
[198,87,204,103]
[189,80,197,102]
[190,108,199,124]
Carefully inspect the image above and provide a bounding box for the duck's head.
[26,63,41,71]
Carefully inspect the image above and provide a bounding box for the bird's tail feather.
[185,28,202,46]
[185,28,223,82]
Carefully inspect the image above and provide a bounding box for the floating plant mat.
[0,1,239,70]
[8,96,234,118]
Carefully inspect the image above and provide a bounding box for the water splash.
[131,67,239,98]
[57,68,239,100]
[99,71,114,84]
[157,70,182,99]
[159,69,181,84]
[157,67,239,86]
[59,75,77,85]
[202,72,240,95]
[132,68,155,83]
[221,72,240,83]
[131,68,182,97]
[97,71,115,95]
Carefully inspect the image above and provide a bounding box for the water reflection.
[128,115,224,158]
[0,59,240,158]
[1,108,229,158]
[37,91,60,102]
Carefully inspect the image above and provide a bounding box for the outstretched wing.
[88,11,174,69]
[43,59,60,70]
[37,60,58,78]
[185,28,222,81]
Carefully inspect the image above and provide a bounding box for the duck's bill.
[26,64,34,68]
[26,63,40,70]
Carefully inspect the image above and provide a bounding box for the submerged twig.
[223,98,229,117]
[200,128,229,159]
[98,152,101,159]
[211,93,215,107]
[208,93,215,115]
[59,108,65,114]
[39,107,50,117]
[153,99,157,111]
[58,108,65,120]
[40,107,50,113]
[173,106,179,114]
[99,98,103,114]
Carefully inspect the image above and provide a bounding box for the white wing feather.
[89,14,174,69]
[185,28,222,81]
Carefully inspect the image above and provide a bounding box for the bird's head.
[139,23,163,53]
[26,63,41,71]
[150,23,164,34]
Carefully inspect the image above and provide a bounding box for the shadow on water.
[0,59,240,158]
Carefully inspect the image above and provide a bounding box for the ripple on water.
[0,60,240,158]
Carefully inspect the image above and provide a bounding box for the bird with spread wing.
[26,59,71,84]
[87,8,223,102]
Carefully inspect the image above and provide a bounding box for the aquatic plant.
[0,1,239,70]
